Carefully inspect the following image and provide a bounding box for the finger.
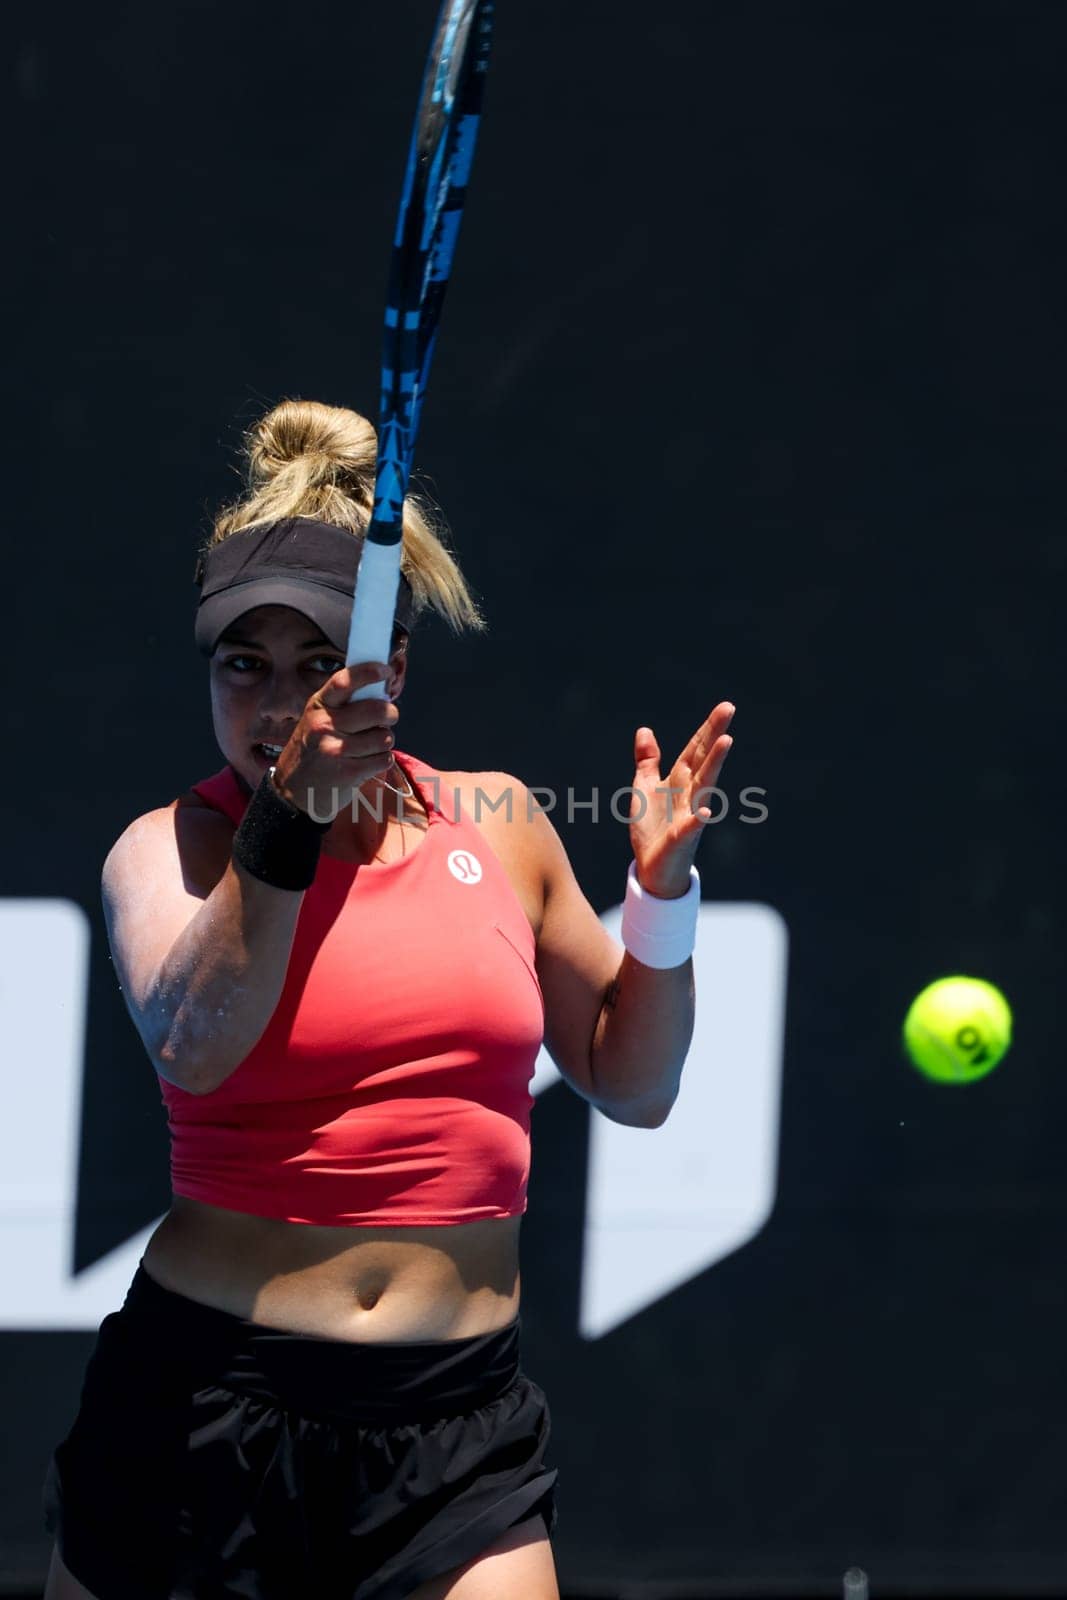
[320,662,393,706]
[692,733,734,790]
[691,703,735,767]
[634,725,662,778]
[677,702,736,772]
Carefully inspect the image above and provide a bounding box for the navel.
[354,1276,389,1311]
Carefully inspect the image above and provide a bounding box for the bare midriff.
[141,1199,523,1343]
[141,767,541,1345]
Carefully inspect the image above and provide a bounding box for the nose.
[254,666,308,725]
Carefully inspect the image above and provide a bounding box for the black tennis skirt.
[42,1259,558,1600]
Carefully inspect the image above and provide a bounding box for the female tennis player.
[42,398,735,1600]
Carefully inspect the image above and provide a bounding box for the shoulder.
[102,797,234,905]
[442,768,563,883]
[440,768,536,824]
[174,787,212,810]
[442,768,533,813]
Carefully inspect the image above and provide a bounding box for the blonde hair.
[198,398,487,635]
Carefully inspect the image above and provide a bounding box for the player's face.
[208,605,408,788]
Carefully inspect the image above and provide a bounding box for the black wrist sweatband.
[231,768,331,890]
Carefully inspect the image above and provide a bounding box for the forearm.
[150,858,303,1094]
[590,953,694,1126]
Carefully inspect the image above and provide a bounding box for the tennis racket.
[347,0,495,700]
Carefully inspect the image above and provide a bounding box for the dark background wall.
[7,1,1066,1594]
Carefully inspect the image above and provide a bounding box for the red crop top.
[157,749,545,1225]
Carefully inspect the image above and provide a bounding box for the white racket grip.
[346,539,402,702]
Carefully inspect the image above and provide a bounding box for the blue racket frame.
[347,0,495,692]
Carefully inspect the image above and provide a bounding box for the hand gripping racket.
[347,0,495,700]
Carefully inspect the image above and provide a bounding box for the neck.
[326,766,428,861]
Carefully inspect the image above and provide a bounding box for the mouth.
[252,743,285,767]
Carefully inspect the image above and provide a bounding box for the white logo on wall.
[0,897,787,1335]
[446,849,483,884]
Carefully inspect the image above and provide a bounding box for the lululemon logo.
[447,849,483,884]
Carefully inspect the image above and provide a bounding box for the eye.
[222,655,343,674]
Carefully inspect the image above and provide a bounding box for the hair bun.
[247,398,377,489]
[207,394,487,637]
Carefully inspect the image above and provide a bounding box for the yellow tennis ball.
[902,976,1012,1083]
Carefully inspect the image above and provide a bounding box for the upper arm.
[100,804,235,1083]
[481,775,622,1112]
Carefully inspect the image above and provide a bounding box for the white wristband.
[620,859,700,968]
